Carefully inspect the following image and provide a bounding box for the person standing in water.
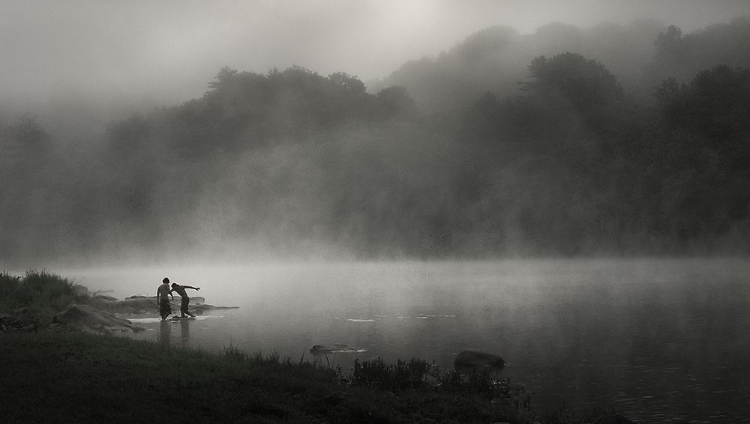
[170,282,200,318]
[156,278,174,321]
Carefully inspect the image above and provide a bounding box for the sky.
[2,0,750,124]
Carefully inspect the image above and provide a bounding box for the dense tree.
[523,53,623,111]
[650,65,750,241]
[457,26,521,63]
[4,19,750,264]
[658,65,750,139]
[379,21,665,113]
[372,86,418,120]
[645,18,750,86]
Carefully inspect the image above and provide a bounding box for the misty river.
[63,259,750,423]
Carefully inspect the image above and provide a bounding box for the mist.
[5,6,750,421]
[2,1,749,129]
[2,1,750,268]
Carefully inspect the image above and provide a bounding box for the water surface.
[64,259,750,423]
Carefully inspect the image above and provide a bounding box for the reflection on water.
[136,316,217,350]
[154,319,192,348]
[179,319,190,347]
[67,259,750,423]
[158,321,170,348]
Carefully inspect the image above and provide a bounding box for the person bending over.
[170,282,200,318]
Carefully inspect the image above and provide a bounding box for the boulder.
[54,304,145,333]
[453,350,506,369]
[95,295,119,302]
[84,296,155,314]
[72,285,90,298]
[310,344,364,355]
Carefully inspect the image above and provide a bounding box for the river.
[62,258,750,423]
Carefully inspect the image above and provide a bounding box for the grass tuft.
[0,270,89,327]
[222,341,247,362]
[1,331,543,423]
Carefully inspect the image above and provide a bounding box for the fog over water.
[62,259,750,423]
[3,2,750,421]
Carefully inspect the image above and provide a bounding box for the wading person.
[157,278,174,321]
[170,282,200,318]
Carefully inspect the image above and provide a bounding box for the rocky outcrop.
[85,296,156,314]
[54,304,145,333]
[453,350,506,369]
[84,295,237,315]
[127,295,206,304]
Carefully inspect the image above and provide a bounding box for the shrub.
[0,272,21,306]
[0,270,88,326]
[14,270,83,309]
[351,357,434,391]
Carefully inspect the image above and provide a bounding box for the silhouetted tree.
[658,65,750,139]
[372,86,418,120]
[328,72,366,95]
[651,65,750,240]
[523,52,623,112]
[645,18,750,87]
[457,25,520,63]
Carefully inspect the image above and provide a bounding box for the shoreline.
[0,270,693,423]
[0,329,644,424]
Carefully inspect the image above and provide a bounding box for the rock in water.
[453,350,506,369]
[309,344,364,355]
[54,304,145,333]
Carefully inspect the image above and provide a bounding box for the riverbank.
[1,330,544,424]
[1,270,643,423]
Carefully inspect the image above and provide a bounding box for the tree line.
[2,18,749,263]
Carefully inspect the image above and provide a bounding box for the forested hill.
[376,18,750,113]
[2,18,750,264]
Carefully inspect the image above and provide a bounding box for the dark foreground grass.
[0,330,541,424]
[0,271,623,423]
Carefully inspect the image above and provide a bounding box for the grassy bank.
[0,331,543,423]
[0,270,624,423]
[0,270,86,328]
